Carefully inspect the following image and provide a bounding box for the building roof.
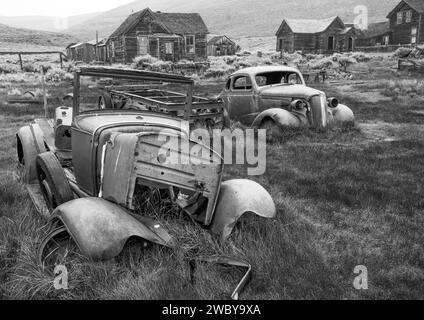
[109,8,209,39]
[207,35,236,46]
[387,0,424,18]
[277,16,343,34]
[359,21,391,39]
[232,66,301,76]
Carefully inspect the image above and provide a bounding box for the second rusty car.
[220,66,354,133]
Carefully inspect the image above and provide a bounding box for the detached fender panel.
[251,108,305,128]
[210,179,276,240]
[44,197,173,261]
[331,104,355,124]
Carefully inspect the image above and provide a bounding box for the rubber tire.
[98,93,114,109]
[16,125,46,183]
[35,152,73,211]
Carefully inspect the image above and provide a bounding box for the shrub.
[393,47,413,58]
[337,56,357,71]
[0,63,19,74]
[44,68,73,83]
[351,52,372,63]
[310,57,334,70]
[132,55,160,69]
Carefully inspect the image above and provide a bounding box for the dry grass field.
[0,54,424,300]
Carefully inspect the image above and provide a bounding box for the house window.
[185,35,195,54]
[406,10,412,23]
[383,35,390,45]
[397,12,403,24]
[411,27,417,44]
[165,42,174,55]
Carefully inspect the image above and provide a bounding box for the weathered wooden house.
[207,35,237,56]
[356,22,392,47]
[387,0,424,45]
[66,41,96,63]
[275,16,357,53]
[107,8,209,63]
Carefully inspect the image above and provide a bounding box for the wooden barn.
[66,41,96,63]
[107,8,209,64]
[387,0,424,45]
[356,22,392,47]
[207,35,237,56]
[275,16,358,53]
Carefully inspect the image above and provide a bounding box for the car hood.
[259,85,323,100]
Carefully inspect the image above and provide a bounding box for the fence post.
[18,53,23,71]
[60,53,63,69]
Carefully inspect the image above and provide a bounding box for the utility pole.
[96,30,99,61]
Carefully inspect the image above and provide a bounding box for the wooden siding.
[109,13,207,63]
[207,36,237,56]
[276,18,355,53]
[389,2,423,45]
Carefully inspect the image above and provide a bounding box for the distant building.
[207,35,237,56]
[66,41,97,63]
[356,22,392,47]
[387,0,424,45]
[107,8,209,63]
[275,16,358,53]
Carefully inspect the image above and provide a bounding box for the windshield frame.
[253,70,305,88]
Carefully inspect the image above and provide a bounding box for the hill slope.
[0,12,100,32]
[65,0,400,40]
[0,23,78,48]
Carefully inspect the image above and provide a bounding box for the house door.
[348,37,353,51]
[328,36,335,51]
[137,36,149,55]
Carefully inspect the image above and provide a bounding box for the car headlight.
[327,97,339,108]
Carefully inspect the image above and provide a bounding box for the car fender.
[40,197,173,262]
[251,108,305,128]
[209,179,276,241]
[16,124,46,183]
[330,104,355,124]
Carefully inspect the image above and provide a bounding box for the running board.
[26,184,50,218]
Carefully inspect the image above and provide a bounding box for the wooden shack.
[107,8,209,64]
[67,42,96,63]
[387,0,424,45]
[207,35,237,56]
[275,16,357,53]
[356,22,392,47]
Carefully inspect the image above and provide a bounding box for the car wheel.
[259,118,282,141]
[98,94,114,109]
[38,226,78,271]
[35,152,73,212]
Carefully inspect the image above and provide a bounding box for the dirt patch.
[358,121,424,142]
[337,84,392,103]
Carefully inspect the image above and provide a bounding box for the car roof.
[231,66,301,77]
[74,111,189,135]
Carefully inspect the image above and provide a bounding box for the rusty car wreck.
[16,67,276,299]
[220,66,355,133]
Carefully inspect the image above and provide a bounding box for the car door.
[226,74,256,123]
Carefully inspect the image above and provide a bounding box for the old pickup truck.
[220,66,354,134]
[16,67,275,299]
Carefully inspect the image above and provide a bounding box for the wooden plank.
[26,184,50,218]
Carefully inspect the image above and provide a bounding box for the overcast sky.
[1,0,133,17]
